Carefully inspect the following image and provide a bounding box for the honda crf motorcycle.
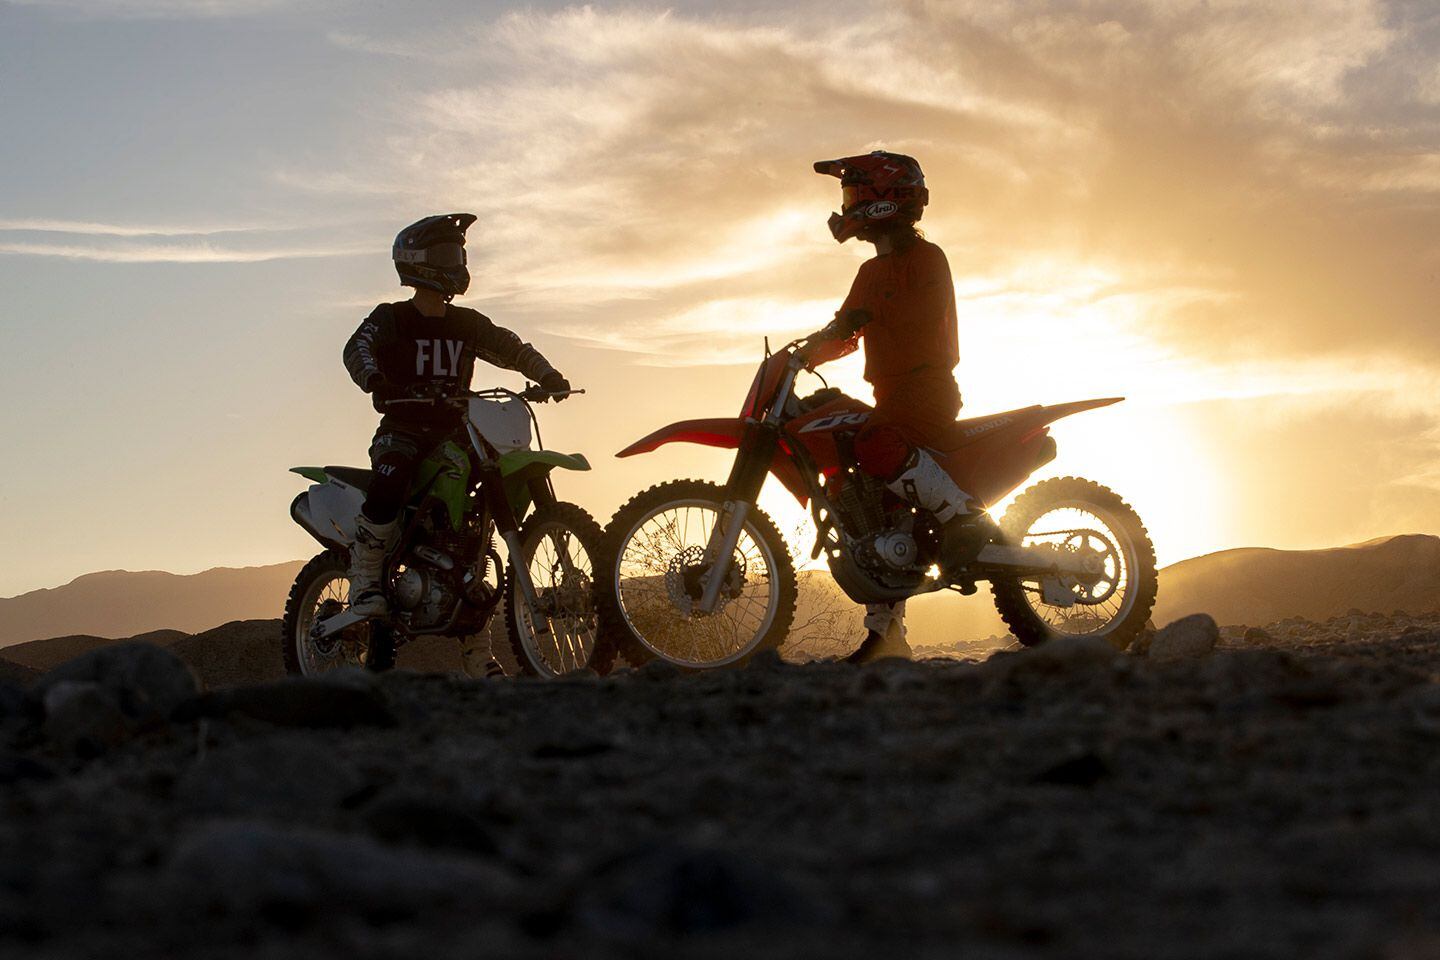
[283,385,611,678]
[598,338,1158,668]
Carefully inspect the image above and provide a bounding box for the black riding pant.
[362,418,456,524]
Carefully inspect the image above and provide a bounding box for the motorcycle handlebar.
[379,386,586,410]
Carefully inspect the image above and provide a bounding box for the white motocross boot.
[348,515,398,617]
[846,601,913,664]
[886,449,986,574]
[886,449,972,523]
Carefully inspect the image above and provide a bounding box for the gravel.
[0,615,1437,958]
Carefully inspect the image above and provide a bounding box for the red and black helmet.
[813,151,928,243]
[392,213,477,298]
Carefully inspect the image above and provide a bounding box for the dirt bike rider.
[797,152,972,664]
[342,213,571,617]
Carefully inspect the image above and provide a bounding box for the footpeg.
[313,608,367,640]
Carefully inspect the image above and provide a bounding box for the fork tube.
[697,423,778,614]
[697,501,750,614]
[479,461,545,625]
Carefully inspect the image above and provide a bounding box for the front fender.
[617,418,748,458]
[498,450,591,516]
[617,418,811,505]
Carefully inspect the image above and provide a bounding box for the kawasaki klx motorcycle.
[282,383,612,678]
[598,337,1158,669]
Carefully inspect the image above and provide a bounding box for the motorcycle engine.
[829,469,929,575]
[871,529,920,570]
[392,513,469,629]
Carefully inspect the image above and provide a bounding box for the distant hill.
[2,629,187,670]
[1153,534,1440,626]
[794,534,1440,647]
[5,534,1437,669]
[0,562,305,648]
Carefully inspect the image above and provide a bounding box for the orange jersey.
[828,237,960,384]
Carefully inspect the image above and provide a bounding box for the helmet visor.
[423,242,466,268]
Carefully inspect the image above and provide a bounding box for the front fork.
[696,422,778,615]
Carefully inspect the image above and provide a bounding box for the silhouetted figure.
[800,153,970,663]
[342,214,571,615]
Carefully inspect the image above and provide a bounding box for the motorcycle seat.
[322,465,374,490]
[931,407,1036,452]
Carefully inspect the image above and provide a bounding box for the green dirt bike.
[282,384,613,678]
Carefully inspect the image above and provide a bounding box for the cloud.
[3,0,302,17]
[302,0,1437,398]
[0,218,268,237]
[0,240,363,263]
[0,216,374,262]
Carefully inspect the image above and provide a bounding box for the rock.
[177,738,365,816]
[360,791,501,856]
[0,680,25,719]
[578,844,818,937]
[177,669,396,729]
[1017,635,1119,671]
[634,659,681,682]
[0,753,57,784]
[1149,614,1219,662]
[41,681,131,755]
[1032,751,1112,787]
[31,642,198,723]
[1243,627,1272,644]
[164,820,514,926]
[745,649,786,671]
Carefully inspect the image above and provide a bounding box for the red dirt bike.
[597,337,1158,668]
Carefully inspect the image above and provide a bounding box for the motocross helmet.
[392,213,478,298]
[813,151,928,243]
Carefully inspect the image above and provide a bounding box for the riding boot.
[885,449,971,523]
[349,515,398,617]
[847,601,912,664]
[886,449,982,572]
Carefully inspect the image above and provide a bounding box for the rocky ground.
[2,613,1439,959]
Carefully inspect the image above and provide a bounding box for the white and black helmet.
[392,213,477,298]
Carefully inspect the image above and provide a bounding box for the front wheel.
[281,550,394,675]
[991,477,1157,651]
[597,479,797,670]
[504,501,615,677]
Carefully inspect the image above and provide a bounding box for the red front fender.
[617,418,748,458]
[616,418,812,505]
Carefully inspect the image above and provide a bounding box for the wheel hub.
[665,546,746,617]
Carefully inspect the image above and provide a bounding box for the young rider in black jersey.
[342,213,570,616]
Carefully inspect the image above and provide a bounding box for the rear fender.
[291,480,366,548]
[943,398,1123,506]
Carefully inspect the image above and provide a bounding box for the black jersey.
[343,300,556,424]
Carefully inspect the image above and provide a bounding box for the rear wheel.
[281,550,393,675]
[991,477,1157,651]
[598,479,797,670]
[504,502,615,677]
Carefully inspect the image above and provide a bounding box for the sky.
[0,0,1437,598]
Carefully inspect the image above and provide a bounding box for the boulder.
[176,668,395,729]
[41,681,130,755]
[163,820,515,926]
[577,843,820,937]
[31,642,198,723]
[1150,614,1219,662]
